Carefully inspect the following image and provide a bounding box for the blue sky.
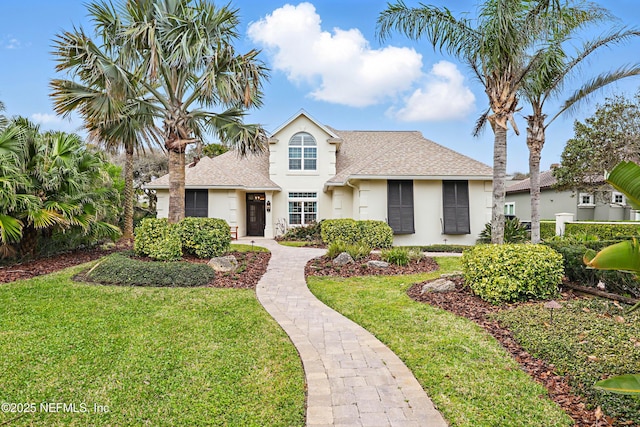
[1,0,639,173]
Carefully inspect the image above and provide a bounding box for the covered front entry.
[246,193,266,236]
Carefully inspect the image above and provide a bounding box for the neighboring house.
[147,110,493,245]
[505,169,635,221]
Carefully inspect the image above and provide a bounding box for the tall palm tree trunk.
[526,115,545,244]
[491,127,507,244]
[122,143,135,239]
[168,149,185,224]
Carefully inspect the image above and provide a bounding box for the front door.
[246,193,266,236]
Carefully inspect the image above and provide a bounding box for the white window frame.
[504,202,515,216]
[611,191,626,205]
[288,132,317,171]
[288,192,317,226]
[578,192,595,207]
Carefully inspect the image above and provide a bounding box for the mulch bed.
[408,278,618,427]
[185,251,270,289]
[0,247,270,290]
[305,253,439,277]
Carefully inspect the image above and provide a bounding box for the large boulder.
[421,278,456,294]
[208,255,238,272]
[333,252,354,266]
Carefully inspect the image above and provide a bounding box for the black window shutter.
[185,190,208,217]
[387,180,414,234]
[442,181,470,234]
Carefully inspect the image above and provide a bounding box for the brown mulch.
[0,246,270,290]
[185,251,271,289]
[408,278,617,427]
[0,246,124,284]
[305,253,439,277]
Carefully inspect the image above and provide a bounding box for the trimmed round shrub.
[179,217,230,258]
[321,219,359,245]
[462,244,563,304]
[87,253,216,287]
[358,220,393,249]
[134,218,182,261]
[321,218,394,248]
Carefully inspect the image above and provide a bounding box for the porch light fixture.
[266,201,271,212]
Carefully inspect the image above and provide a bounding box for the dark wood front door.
[246,193,266,236]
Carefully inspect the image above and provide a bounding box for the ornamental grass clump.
[462,244,563,304]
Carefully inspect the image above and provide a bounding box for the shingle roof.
[506,170,557,193]
[146,150,281,190]
[147,123,492,190]
[327,129,492,185]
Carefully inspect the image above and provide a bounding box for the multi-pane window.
[579,193,595,206]
[504,202,515,216]
[288,192,317,225]
[612,192,625,205]
[289,132,317,170]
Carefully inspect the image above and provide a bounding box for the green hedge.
[279,221,322,241]
[88,253,216,287]
[462,244,563,304]
[321,219,393,248]
[564,222,640,241]
[134,218,182,261]
[134,217,230,261]
[180,217,230,258]
[540,221,556,240]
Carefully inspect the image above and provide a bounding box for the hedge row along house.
[147,110,493,245]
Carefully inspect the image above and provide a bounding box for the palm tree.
[60,0,269,224]
[377,0,595,243]
[522,28,640,243]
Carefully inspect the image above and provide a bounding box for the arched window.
[288,132,317,170]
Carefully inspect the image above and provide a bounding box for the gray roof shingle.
[506,170,557,193]
[147,126,492,190]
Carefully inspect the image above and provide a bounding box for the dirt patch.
[408,279,615,427]
[305,253,439,278]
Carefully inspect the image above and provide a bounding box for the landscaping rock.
[367,260,389,268]
[208,255,238,272]
[333,252,354,265]
[420,278,456,294]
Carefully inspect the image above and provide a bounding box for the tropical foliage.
[52,0,269,224]
[0,117,121,257]
[583,160,640,395]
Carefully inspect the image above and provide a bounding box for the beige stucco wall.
[506,189,577,221]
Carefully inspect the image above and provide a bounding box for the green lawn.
[0,265,304,427]
[307,257,573,427]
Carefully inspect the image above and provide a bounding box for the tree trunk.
[491,126,507,244]
[168,149,185,224]
[526,114,545,244]
[122,143,135,239]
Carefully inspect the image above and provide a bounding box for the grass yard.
[0,265,304,427]
[307,257,573,427]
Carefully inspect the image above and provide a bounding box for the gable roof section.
[506,170,557,194]
[326,130,492,187]
[269,109,341,140]
[145,150,280,191]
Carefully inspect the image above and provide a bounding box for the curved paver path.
[245,238,447,427]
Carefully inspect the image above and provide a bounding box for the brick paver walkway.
[245,238,448,427]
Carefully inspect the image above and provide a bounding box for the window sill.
[578,204,596,208]
[287,171,319,176]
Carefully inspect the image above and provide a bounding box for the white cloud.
[391,61,476,121]
[5,38,21,49]
[248,2,422,107]
[31,112,84,134]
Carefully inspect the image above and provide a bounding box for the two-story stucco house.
[147,110,493,245]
